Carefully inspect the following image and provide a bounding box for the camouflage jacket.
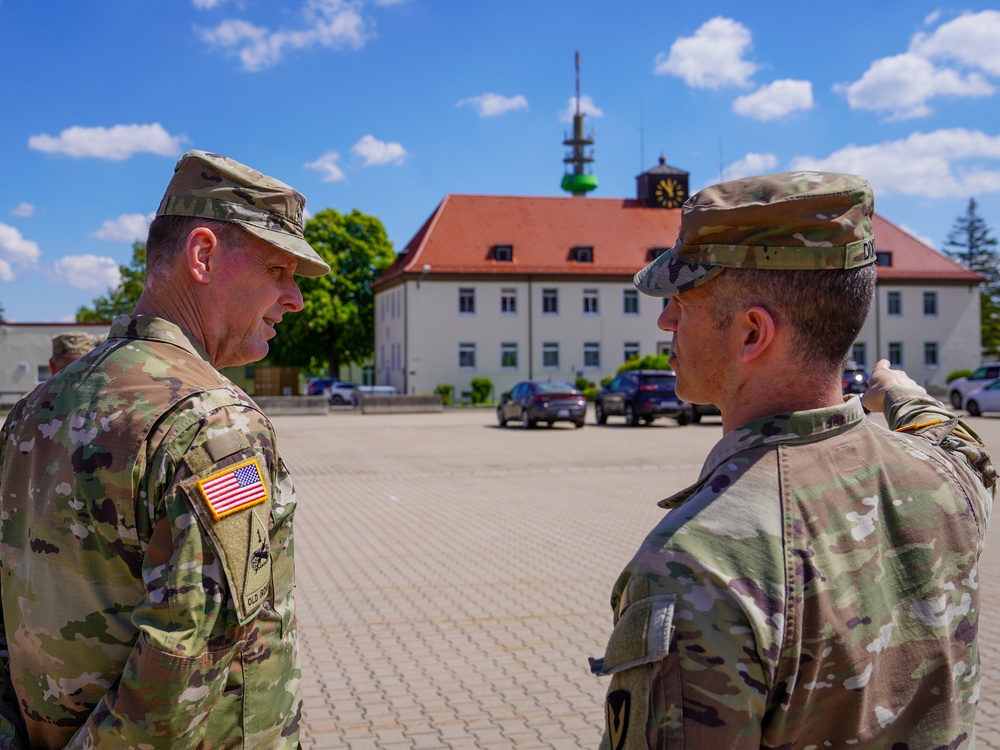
[0,315,302,749]
[592,390,995,749]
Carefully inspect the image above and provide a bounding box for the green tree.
[268,208,395,375]
[76,242,147,322]
[943,198,1000,358]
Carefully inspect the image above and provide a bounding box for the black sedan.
[497,380,587,429]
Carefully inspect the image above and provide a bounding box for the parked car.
[963,378,1000,416]
[497,380,586,429]
[949,363,1000,409]
[306,376,337,396]
[690,403,721,423]
[351,384,397,406]
[325,381,361,405]
[594,370,690,426]
[842,362,870,396]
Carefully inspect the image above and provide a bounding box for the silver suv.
[948,363,1000,409]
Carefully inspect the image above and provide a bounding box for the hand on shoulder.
[862,359,928,413]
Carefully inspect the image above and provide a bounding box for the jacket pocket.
[590,594,676,750]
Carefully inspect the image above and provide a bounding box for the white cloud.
[0,223,42,268]
[198,0,370,71]
[559,95,603,122]
[351,135,406,167]
[304,151,347,182]
[456,93,529,118]
[51,255,121,293]
[653,17,757,90]
[11,202,35,218]
[732,79,814,121]
[836,53,993,120]
[0,260,13,283]
[910,10,1000,77]
[28,123,186,160]
[837,11,1000,120]
[192,0,226,8]
[91,213,155,242]
[788,128,1000,198]
[722,153,780,182]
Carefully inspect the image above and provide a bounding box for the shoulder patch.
[197,458,269,520]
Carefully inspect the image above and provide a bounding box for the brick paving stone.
[280,407,1000,749]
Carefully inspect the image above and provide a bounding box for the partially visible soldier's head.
[50,331,97,374]
[634,171,877,373]
[138,150,331,369]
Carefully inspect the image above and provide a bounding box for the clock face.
[654,178,685,208]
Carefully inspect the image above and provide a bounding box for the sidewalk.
[282,408,1000,748]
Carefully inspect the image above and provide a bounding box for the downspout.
[528,277,534,379]
[403,280,408,394]
[875,284,881,364]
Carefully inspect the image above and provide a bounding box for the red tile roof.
[374,194,982,287]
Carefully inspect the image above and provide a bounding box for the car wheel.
[950,391,963,409]
[676,409,690,426]
[331,394,345,405]
[690,408,702,424]
[595,401,607,425]
[497,407,506,427]
[574,420,585,429]
[624,403,638,427]
[521,411,534,429]
[968,400,982,417]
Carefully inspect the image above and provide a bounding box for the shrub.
[946,369,973,383]
[582,386,600,402]
[618,353,673,374]
[434,383,453,406]
[600,376,613,389]
[470,377,493,405]
[574,376,593,392]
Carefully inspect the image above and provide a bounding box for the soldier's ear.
[183,227,221,285]
[738,305,776,364]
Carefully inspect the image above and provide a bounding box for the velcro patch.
[197,458,269,520]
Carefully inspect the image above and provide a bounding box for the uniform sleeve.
[64,401,278,748]
[592,560,770,749]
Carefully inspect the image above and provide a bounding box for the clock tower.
[637,156,689,209]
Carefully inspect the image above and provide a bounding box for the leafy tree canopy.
[76,242,146,323]
[267,208,396,375]
[943,198,1000,358]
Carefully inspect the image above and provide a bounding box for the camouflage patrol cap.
[634,171,876,297]
[51,332,96,356]
[156,150,330,277]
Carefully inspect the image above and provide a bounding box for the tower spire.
[561,51,598,196]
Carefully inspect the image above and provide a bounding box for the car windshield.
[535,381,576,393]
[639,375,676,388]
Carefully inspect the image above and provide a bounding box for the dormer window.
[493,244,513,262]
[875,251,892,267]
[574,245,594,263]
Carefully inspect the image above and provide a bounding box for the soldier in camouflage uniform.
[0,151,330,748]
[48,331,97,374]
[590,172,995,749]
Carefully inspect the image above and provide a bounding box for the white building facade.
[0,323,110,405]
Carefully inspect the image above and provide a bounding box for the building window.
[574,246,594,263]
[888,342,903,367]
[459,343,476,369]
[494,244,512,262]
[501,342,518,369]
[623,289,638,315]
[583,289,599,315]
[887,291,901,316]
[583,342,600,369]
[924,342,939,368]
[624,342,640,362]
[852,342,867,368]
[36,365,49,384]
[459,288,475,314]
[647,247,669,262]
[876,251,892,267]
[923,291,938,316]
[542,342,559,369]
[542,288,559,314]
[501,288,517,314]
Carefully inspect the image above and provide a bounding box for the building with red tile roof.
[374,175,983,401]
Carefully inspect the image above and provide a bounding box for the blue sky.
[1,1,999,322]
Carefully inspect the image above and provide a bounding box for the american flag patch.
[197,458,269,521]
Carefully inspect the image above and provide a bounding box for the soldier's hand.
[862,359,927,414]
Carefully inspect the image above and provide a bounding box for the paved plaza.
[281,406,1000,749]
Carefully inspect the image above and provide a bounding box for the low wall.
[254,396,328,416]
[361,395,443,414]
